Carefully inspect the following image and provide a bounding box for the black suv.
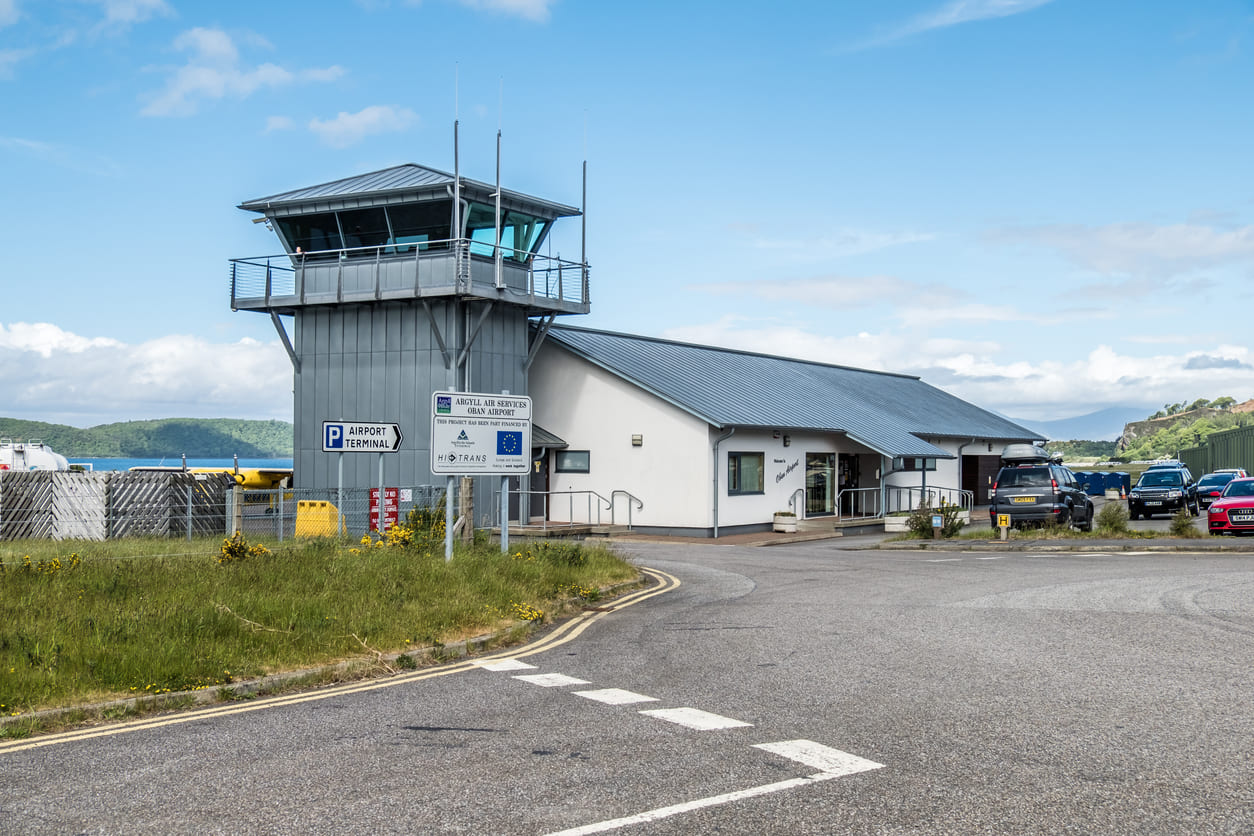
[1128,463,1198,519]
[989,446,1094,530]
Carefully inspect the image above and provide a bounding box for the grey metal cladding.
[239,163,581,218]
[545,325,1042,458]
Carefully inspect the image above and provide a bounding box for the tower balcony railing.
[229,237,590,316]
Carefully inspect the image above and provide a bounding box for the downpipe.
[712,427,736,538]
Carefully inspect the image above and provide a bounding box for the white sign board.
[323,421,403,453]
[430,391,532,474]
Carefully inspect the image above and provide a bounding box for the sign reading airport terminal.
[323,421,403,452]
[431,391,532,474]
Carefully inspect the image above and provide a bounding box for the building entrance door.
[806,453,835,516]
[838,453,860,516]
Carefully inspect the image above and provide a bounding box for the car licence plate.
[1011,497,1036,503]
[1145,501,1162,506]
[1231,511,1254,523]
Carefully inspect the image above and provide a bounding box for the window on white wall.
[728,452,765,495]
[893,457,937,472]
[555,450,590,473]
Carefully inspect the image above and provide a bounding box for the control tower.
[230,159,588,501]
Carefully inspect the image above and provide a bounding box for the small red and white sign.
[370,487,399,532]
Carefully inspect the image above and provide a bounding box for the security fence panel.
[0,472,54,541]
[52,472,108,541]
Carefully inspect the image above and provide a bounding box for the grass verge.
[0,532,639,736]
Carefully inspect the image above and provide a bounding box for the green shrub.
[906,499,965,538]
[1095,502,1130,535]
[1169,507,1202,538]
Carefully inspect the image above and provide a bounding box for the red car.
[1207,477,1254,535]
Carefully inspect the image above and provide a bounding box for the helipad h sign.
[323,421,403,452]
[431,391,532,474]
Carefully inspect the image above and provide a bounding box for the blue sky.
[3,0,1253,430]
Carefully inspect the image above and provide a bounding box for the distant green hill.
[0,418,293,458]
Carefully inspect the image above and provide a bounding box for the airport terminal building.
[231,160,1041,536]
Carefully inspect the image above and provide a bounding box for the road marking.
[639,707,752,730]
[925,558,963,562]
[514,673,590,688]
[975,556,1008,561]
[753,739,884,776]
[573,688,659,706]
[473,659,536,671]
[0,567,682,755]
[544,740,883,836]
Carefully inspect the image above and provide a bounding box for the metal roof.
[239,163,581,218]
[532,425,568,449]
[544,325,1043,459]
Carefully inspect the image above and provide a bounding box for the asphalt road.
[3,540,1253,835]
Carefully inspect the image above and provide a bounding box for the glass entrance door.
[806,453,835,516]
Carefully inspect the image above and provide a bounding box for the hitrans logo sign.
[430,391,532,474]
[322,421,404,452]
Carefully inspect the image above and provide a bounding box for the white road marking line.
[513,673,590,687]
[473,659,536,671]
[753,739,884,776]
[926,558,963,562]
[638,707,752,730]
[975,556,1008,560]
[543,776,822,835]
[573,688,659,706]
[544,740,884,836]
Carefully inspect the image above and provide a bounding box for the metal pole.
[278,489,284,543]
[186,483,192,541]
[337,452,344,537]
[378,452,384,532]
[500,475,509,554]
[445,476,455,561]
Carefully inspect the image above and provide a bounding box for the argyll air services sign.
[430,392,532,474]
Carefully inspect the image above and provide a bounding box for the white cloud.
[0,0,19,28]
[91,0,173,27]
[456,0,556,22]
[141,28,346,117]
[0,135,122,175]
[308,105,418,148]
[851,0,1054,50]
[993,222,1254,278]
[264,115,295,133]
[746,228,935,259]
[0,47,34,79]
[656,316,1254,423]
[0,324,292,425]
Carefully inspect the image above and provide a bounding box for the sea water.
[71,457,293,472]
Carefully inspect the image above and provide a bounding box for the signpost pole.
[378,452,384,532]
[500,475,509,554]
[337,452,344,537]
[445,476,455,561]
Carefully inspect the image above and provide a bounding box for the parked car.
[1207,477,1254,535]
[989,449,1094,530]
[1213,467,1248,478]
[1128,465,1198,519]
[1197,472,1242,509]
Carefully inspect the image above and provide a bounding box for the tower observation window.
[277,213,343,255]
[465,203,548,262]
[339,207,389,250]
[387,201,452,252]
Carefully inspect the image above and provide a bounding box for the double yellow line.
[0,567,679,755]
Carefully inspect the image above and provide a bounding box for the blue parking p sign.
[325,423,344,449]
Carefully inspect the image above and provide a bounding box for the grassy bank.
[0,532,638,727]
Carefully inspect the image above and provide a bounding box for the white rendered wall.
[530,345,712,528]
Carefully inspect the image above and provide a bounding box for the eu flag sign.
[497,431,522,455]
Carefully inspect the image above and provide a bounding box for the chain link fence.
[0,472,452,543]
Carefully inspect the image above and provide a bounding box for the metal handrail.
[887,485,973,516]
[788,487,806,517]
[230,238,589,309]
[506,489,612,530]
[836,486,883,520]
[610,490,643,529]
